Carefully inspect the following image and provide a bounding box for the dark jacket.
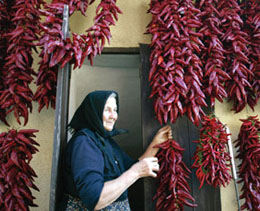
[63,129,135,210]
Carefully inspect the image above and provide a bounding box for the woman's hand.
[139,125,172,160]
[95,157,160,210]
[151,125,172,146]
[131,157,159,178]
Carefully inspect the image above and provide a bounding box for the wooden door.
[140,44,221,211]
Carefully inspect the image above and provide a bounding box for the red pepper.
[146,0,206,127]
[240,1,260,111]
[0,129,39,210]
[192,115,232,189]
[0,0,43,126]
[153,139,197,210]
[234,115,260,210]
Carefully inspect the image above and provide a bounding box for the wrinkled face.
[103,96,118,131]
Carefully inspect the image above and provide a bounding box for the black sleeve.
[70,134,104,210]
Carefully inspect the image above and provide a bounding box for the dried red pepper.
[217,0,253,113]
[146,0,206,127]
[0,1,14,126]
[153,139,197,210]
[34,0,122,112]
[241,0,260,111]
[192,115,232,189]
[0,129,39,211]
[0,0,43,125]
[234,115,260,210]
[196,0,230,107]
[34,2,69,112]
[0,1,10,126]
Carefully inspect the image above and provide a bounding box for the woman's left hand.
[139,125,173,160]
[151,125,172,146]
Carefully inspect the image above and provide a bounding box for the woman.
[62,90,172,211]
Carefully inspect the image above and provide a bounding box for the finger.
[150,171,157,178]
[147,157,158,162]
[159,125,169,131]
[168,128,173,137]
[168,132,173,139]
[154,163,160,171]
[159,126,171,134]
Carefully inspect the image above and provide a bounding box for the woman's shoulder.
[67,129,99,150]
[75,128,95,138]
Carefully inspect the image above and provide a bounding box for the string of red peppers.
[0,1,41,210]
[146,0,206,127]
[192,115,232,189]
[234,115,260,210]
[0,0,43,126]
[196,0,230,107]
[241,0,260,110]
[147,0,260,127]
[153,139,197,210]
[0,0,11,126]
[218,0,252,113]
[0,129,39,211]
[34,0,122,112]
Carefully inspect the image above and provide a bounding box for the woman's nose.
[110,111,117,119]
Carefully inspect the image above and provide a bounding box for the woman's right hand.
[131,157,159,178]
[95,157,159,210]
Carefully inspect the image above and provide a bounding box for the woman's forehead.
[105,97,117,107]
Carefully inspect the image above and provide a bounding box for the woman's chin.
[104,126,113,131]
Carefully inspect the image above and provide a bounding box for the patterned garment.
[65,194,131,211]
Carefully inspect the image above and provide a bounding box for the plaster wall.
[0,0,258,210]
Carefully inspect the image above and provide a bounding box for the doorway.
[68,54,144,210]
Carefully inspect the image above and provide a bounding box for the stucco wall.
[69,0,151,47]
[0,1,258,210]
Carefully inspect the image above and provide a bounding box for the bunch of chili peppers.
[196,0,230,107]
[217,0,252,113]
[147,0,260,127]
[0,129,39,211]
[0,0,10,126]
[241,0,260,110]
[34,0,122,112]
[33,1,64,112]
[192,115,232,189]
[0,0,43,126]
[234,115,260,210]
[153,139,197,210]
[146,0,206,127]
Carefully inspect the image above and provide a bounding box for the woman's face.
[103,96,118,131]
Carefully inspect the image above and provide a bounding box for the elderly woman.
[62,90,172,210]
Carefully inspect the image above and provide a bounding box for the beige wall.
[0,1,258,210]
[69,0,151,47]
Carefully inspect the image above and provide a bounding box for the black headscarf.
[68,90,124,138]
